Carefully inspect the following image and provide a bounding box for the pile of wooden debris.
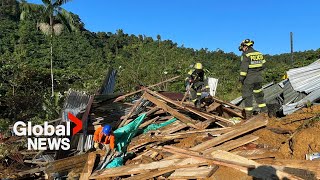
[1,75,319,180]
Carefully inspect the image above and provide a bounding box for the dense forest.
[0,0,319,130]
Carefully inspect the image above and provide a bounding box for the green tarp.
[105,115,177,168]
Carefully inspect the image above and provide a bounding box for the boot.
[194,100,201,108]
[261,106,268,113]
[245,110,253,120]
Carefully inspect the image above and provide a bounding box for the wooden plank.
[211,96,244,111]
[168,166,218,179]
[245,153,276,160]
[79,153,97,180]
[162,146,253,169]
[203,134,259,154]
[190,114,267,152]
[166,115,267,161]
[139,106,159,117]
[89,158,209,179]
[139,116,160,129]
[118,97,143,127]
[170,127,232,136]
[143,92,200,129]
[24,160,48,165]
[46,150,105,174]
[210,150,303,180]
[18,167,47,176]
[46,153,89,173]
[206,102,221,112]
[114,75,181,102]
[146,89,232,124]
[221,106,245,119]
[124,169,175,180]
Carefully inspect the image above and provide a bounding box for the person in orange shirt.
[93,124,115,150]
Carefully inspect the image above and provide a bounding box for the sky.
[27,0,320,55]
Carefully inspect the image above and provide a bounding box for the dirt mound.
[253,105,320,160]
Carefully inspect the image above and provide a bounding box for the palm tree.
[21,0,76,96]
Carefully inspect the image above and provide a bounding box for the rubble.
[232,59,320,116]
[1,69,320,180]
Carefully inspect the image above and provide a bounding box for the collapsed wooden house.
[1,71,319,180]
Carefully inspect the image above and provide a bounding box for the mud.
[253,105,320,160]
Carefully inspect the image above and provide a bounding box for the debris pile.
[1,68,320,180]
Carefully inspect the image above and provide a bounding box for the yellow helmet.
[194,62,203,70]
[239,39,254,51]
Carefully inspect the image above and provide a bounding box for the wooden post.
[290,32,294,65]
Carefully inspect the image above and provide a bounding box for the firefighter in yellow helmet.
[185,62,209,108]
[239,39,268,119]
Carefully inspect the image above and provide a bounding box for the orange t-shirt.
[93,126,115,149]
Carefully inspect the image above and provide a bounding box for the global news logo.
[12,112,82,151]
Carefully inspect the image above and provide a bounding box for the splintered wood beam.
[168,166,218,179]
[166,114,267,160]
[123,169,175,180]
[118,97,143,128]
[221,107,244,119]
[169,127,232,136]
[211,96,244,111]
[206,102,221,112]
[114,75,181,102]
[203,134,259,154]
[145,89,232,124]
[79,153,97,180]
[89,158,209,179]
[143,92,201,130]
[139,116,160,129]
[190,114,267,152]
[162,146,253,169]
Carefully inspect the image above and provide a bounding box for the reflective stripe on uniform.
[196,93,202,95]
[205,85,209,88]
[245,107,253,111]
[192,99,197,102]
[249,64,263,68]
[240,72,247,76]
[253,89,262,93]
[246,52,262,57]
[258,103,266,108]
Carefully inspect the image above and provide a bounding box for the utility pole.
[290,32,294,65]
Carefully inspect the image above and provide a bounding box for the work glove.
[94,142,99,149]
[239,76,245,84]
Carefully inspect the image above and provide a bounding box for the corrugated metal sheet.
[77,134,93,152]
[42,154,54,162]
[62,89,90,122]
[99,68,117,95]
[283,88,320,115]
[288,59,320,93]
[283,81,300,105]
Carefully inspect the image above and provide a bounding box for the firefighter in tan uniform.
[238,39,268,119]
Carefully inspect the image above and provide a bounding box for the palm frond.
[56,12,72,32]
[53,0,72,7]
[56,8,76,32]
[41,0,51,6]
